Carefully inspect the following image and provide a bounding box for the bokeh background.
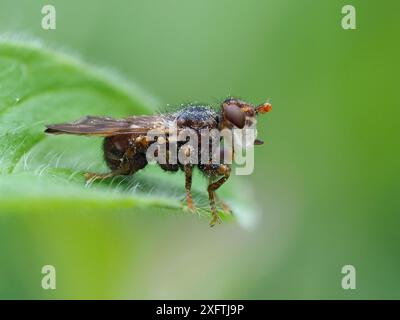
[0,0,399,299]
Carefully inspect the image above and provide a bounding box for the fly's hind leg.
[85,136,148,183]
[84,161,133,183]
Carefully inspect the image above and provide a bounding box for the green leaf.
[0,37,257,227]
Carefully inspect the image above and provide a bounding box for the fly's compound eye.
[223,104,246,129]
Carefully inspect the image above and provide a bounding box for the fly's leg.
[212,147,233,213]
[183,164,195,211]
[85,144,148,183]
[207,164,231,227]
[85,172,116,182]
[84,160,132,183]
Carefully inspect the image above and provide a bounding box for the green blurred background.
[0,0,399,299]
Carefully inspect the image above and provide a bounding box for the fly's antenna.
[255,99,272,114]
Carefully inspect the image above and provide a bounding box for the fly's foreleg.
[207,164,231,227]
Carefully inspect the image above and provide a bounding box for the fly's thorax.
[175,105,218,130]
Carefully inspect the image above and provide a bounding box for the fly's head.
[219,97,272,147]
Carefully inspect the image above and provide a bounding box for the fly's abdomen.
[103,135,131,170]
[103,135,149,174]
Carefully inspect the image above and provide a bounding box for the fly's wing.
[45,115,173,137]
